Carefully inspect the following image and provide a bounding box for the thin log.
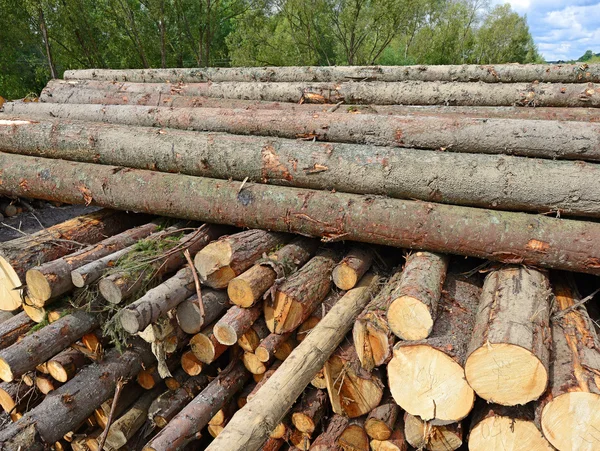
[1,154,599,275]
[190,323,229,364]
[353,269,404,371]
[94,383,145,429]
[296,291,345,342]
[63,64,600,83]
[228,237,318,308]
[205,274,381,451]
[465,266,552,405]
[195,229,290,289]
[238,318,270,353]
[290,428,311,450]
[102,224,226,306]
[291,388,328,434]
[270,249,338,334]
[214,305,262,346]
[143,359,250,450]
[255,333,291,363]
[338,417,369,451]
[37,79,600,107]
[176,288,229,334]
[0,380,40,414]
[388,272,481,425]
[47,347,88,382]
[243,351,272,375]
[311,414,348,451]
[333,246,374,290]
[369,417,407,451]
[0,341,155,447]
[0,310,100,381]
[537,277,600,451]
[365,396,400,441]
[0,312,33,350]
[404,412,463,451]
[181,350,204,376]
[35,374,61,394]
[387,252,449,341]
[0,209,146,310]
[469,402,552,451]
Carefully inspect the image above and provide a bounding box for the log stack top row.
[0,64,599,451]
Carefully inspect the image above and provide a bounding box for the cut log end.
[387,296,434,341]
[332,265,359,291]
[227,278,256,308]
[181,351,204,376]
[541,392,600,451]
[470,415,553,451]
[0,358,15,382]
[195,242,235,289]
[242,352,269,375]
[338,424,369,451]
[404,413,462,451]
[70,270,86,288]
[23,303,47,323]
[46,361,69,383]
[119,309,142,335]
[25,269,53,303]
[0,256,23,311]
[465,343,548,406]
[98,278,124,305]
[214,323,239,346]
[388,345,474,423]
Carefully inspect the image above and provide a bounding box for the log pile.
[0,64,599,451]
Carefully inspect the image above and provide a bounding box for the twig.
[0,222,27,236]
[184,249,204,326]
[552,288,600,320]
[327,101,344,113]
[97,377,125,450]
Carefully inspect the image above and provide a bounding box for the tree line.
[0,0,541,99]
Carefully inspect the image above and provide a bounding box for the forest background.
[0,0,595,100]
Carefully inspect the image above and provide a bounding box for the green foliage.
[577,50,600,63]
[1,0,543,99]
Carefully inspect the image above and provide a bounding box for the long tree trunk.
[537,277,600,451]
[387,252,449,341]
[0,341,155,448]
[0,310,100,382]
[38,9,57,79]
[0,209,146,310]
[4,120,600,219]
[388,272,481,425]
[26,221,160,305]
[1,154,600,275]
[35,79,600,107]
[62,64,600,83]
[465,266,552,406]
[205,274,381,451]
[7,104,600,161]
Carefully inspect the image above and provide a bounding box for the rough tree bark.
[214,305,262,346]
[0,310,100,382]
[296,291,345,343]
[175,288,229,334]
[189,322,229,364]
[388,272,481,425]
[3,118,600,216]
[47,347,88,382]
[291,388,328,435]
[63,64,600,83]
[311,414,348,451]
[0,209,146,310]
[333,246,374,290]
[194,229,290,289]
[205,274,381,451]
[365,396,400,441]
[465,266,552,406]
[228,237,318,308]
[0,312,33,350]
[26,221,160,305]
[537,277,600,451]
[387,252,449,341]
[0,341,155,448]
[1,154,600,275]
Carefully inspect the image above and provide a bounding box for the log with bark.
[25,221,160,305]
[311,414,349,451]
[176,288,229,334]
[290,388,328,435]
[101,224,223,305]
[353,269,403,371]
[465,266,552,405]
[369,415,407,451]
[324,341,385,418]
[228,237,318,308]
[1,154,599,275]
[537,277,600,451]
[214,305,262,346]
[296,291,345,342]
[62,64,600,83]
[35,375,61,394]
[365,396,400,441]
[387,272,481,424]
[179,350,203,376]
[37,79,600,107]
[255,333,292,363]
[333,246,374,290]
[47,347,88,382]
[469,402,552,451]
[4,120,600,219]
[403,413,463,451]
[0,312,33,350]
[269,249,338,334]
[0,209,146,311]
[194,229,290,289]
[143,359,250,451]
[0,340,155,448]
[189,323,229,364]
[0,380,40,415]
[205,273,381,451]
[237,318,270,353]
[387,252,449,341]
[94,383,145,429]
[0,310,100,381]
[338,417,369,451]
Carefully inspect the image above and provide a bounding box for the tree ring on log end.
[332,265,358,291]
[189,334,217,363]
[0,358,15,382]
[470,416,553,451]
[119,309,142,334]
[465,343,548,405]
[541,392,600,451]
[98,278,124,304]
[404,413,463,451]
[388,345,474,424]
[46,361,69,383]
[70,270,86,288]
[227,278,255,308]
[242,352,267,375]
[194,243,235,289]
[23,303,46,323]
[26,269,53,304]
[214,323,238,346]
[387,296,434,341]
[0,257,23,311]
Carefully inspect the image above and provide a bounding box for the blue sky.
[494,0,600,61]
